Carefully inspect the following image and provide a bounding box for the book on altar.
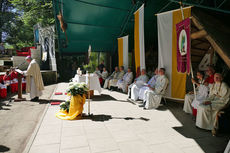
[15,69,24,75]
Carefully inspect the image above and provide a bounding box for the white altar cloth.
[73,74,102,94]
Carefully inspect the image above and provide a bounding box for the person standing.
[25,56,44,101]
[99,60,105,73]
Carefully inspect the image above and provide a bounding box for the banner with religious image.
[176,18,191,73]
[157,7,191,99]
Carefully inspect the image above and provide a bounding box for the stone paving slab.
[0,84,57,153]
[27,83,230,153]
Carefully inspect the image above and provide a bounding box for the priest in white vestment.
[103,66,119,89]
[25,56,44,101]
[143,68,168,109]
[117,68,133,93]
[128,69,149,101]
[109,66,125,89]
[196,73,230,130]
[183,71,207,114]
[138,68,159,100]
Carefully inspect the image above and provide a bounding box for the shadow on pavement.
[80,114,150,122]
[165,100,230,153]
[0,145,10,152]
[92,94,116,101]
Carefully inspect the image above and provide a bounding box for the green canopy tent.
[53,0,230,57]
[52,0,180,54]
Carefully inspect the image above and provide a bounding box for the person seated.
[196,73,230,130]
[109,66,125,90]
[191,72,209,116]
[212,101,230,136]
[10,69,18,93]
[143,68,168,109]
[3,70,11,85]
[138,68,159,100]
[94,66,103,85]
[101,67,108,86]
[128,69,149,101]
[117,68,133,93]
[103,66,119,89]
[204,66,215,85]
[94,66,102,77]
[183,71,208,114]
[0,83,7,98]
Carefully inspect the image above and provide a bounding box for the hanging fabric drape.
[118,35,129,71]
[134,4,145,72]
[157,7,191,99]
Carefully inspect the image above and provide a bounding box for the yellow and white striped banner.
[157,7,191,100]
[118,35,129,70]
[134,4,145,72]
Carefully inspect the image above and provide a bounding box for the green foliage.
[66,82,88,96]
[83,52,98,73]
[3,0,54,48]
[83,52,107,73]
[0,0,17,42]
[60,100,70,112]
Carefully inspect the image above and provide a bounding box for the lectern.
[14,69,26,102]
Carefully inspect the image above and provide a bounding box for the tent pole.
[179,2,197,99]
[87,73,91,115]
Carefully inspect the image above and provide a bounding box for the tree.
[5,0,54,48]
[0,0,17,42]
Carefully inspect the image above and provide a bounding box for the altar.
[72,74,102,94]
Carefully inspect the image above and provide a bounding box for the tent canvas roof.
[53,0,230,56]
[53,0,178,54]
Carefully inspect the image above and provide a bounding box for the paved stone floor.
[0,84,56,153]
[25,83,229,153]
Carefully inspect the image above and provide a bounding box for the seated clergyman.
[142,68,168,109]
[94,66,102,77]
[94,66,103,85]
[102,67,108,79]
[128,69,149,101]
[103,66,119,89]
[117,68,133,93]
[183,71,208,115]
[196,73,230,130]
[109,66,125,90]
[138,68,159,100]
